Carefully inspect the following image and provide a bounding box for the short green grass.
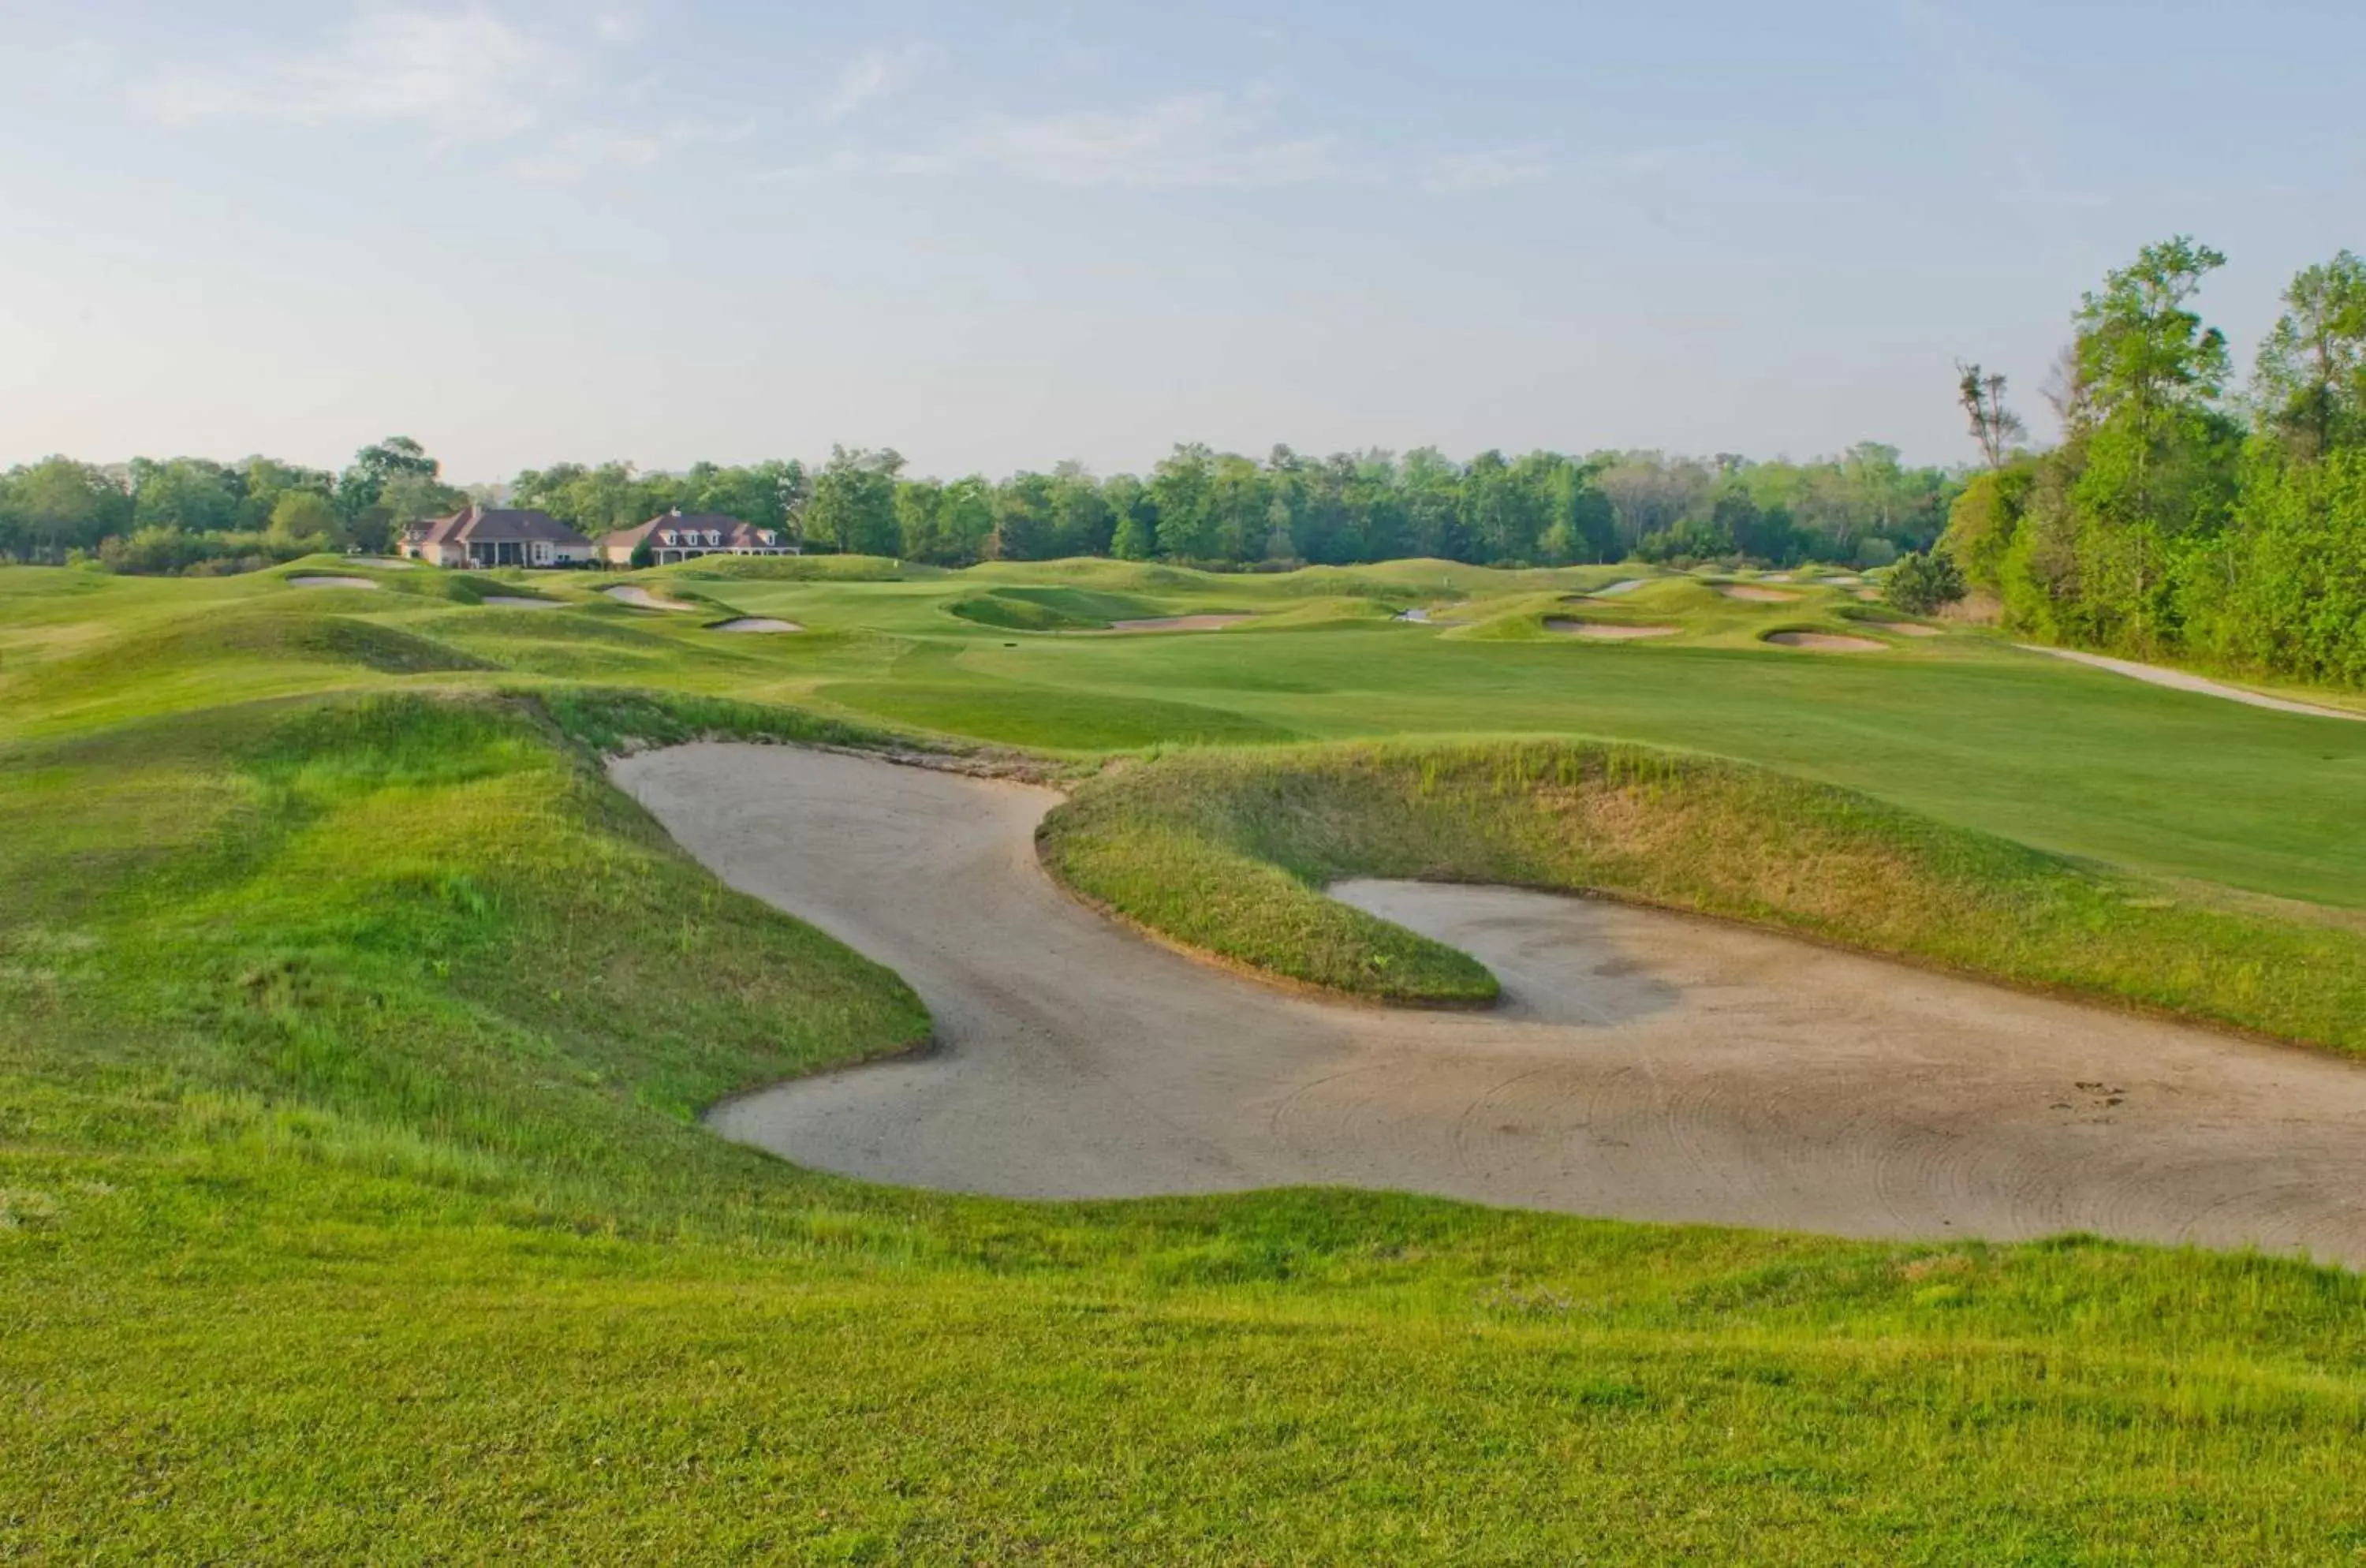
[7,559,2366,1559]
[1039,741,2366,1047]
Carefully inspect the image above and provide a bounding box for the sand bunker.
[607,584,698,612]
[482,595,562,609]
[341,556,414,569]
[1867,622,1945,638]
[1765,630,1884,651]
[1545,618,1680,640]
[1592,579,1645,596]
[1107,614,1253,633]
[286,575,379,591]
[712,618,802,633]
[2019,645,2365,722]
[1720,584,1801,603]
[613,744,2366,1263]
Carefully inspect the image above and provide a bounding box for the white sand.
[1592,578,1645,596]
[607,584,697,612]
[482,595,562,609]
[2018,645,2365,722]
[286,576,379,591]
[613,744,2366,1262]
[712,618,802,633]
[1765,630,1884,652]
[1544,618,1680,640]
[1720,584,1801,603]
[1866,622,1946,638]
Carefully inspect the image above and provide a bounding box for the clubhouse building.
[398,506,595,568]
[599,510,800,566]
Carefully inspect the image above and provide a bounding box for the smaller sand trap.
[712,618,802,633]
[1545,618,1680,640]
[1855,588,1883,602]
[1108,614,1253,633]
[1394,607,1431,622]
[1721,584,1801,603]
[608,585,697,612]
[1765,630,1883,652]
[483,595,562,609]
[1592,579,1645,596]
[287,575,379,590]
[1761,573,1793,583]
[1866,622,1945,638]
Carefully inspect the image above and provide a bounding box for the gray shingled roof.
[416,506,592,547]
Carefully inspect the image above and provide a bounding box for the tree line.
[0,439,461,575]
[5,439,1959,576]
[1942,238,2366,688]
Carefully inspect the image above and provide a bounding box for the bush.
[1885,551,1967,615]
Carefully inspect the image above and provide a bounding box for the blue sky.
[2,1,2360,482]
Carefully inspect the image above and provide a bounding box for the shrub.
[1886,550,1967,615]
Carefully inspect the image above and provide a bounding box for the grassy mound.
[943,584,1166,631]
[1039,740,2366,1047]
[668,554,904,581]
[3,610,492,717]
[10,573,2366,1555]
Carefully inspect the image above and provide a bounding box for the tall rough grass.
[1040,739,2366,1049]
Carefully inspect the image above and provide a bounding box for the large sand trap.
[1866,621,1945,638]
[608,584,697,612]
[1720,584,1801,603]
[613,744,2366,1262]
[1107,614,1253,633]
[1765,630,1884,652]
[712,617,801,633]
[2019,645,2365,722]
[1545,618,1679,640]
[482,595,562,609]
[286,575,379,590]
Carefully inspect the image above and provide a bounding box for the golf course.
[6,552,2366,1561]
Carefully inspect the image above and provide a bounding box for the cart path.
[2017,644,2365,722]
[613,744,2366,1263]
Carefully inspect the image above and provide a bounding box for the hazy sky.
[3,1,2360,482]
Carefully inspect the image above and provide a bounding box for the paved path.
[2018,644,2364,722]
[614,744,2366,1262]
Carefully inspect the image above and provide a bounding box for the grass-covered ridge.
[942,583,1167,631]
[7,565,2366,1556]
[1039,739,2366,1048]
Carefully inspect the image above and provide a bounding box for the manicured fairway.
[6,558,2366,1561]
[685,566,2366,906]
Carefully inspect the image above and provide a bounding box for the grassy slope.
[1038,742,2366,1048]
[6,565,2366,1558]
[13,560,2360,905]
[692,567,2366,908]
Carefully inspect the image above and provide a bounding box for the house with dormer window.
[599,509,800,566]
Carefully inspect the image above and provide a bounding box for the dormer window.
[659,530,677,547]
[704,530,722,547]
[758,530,777,545]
